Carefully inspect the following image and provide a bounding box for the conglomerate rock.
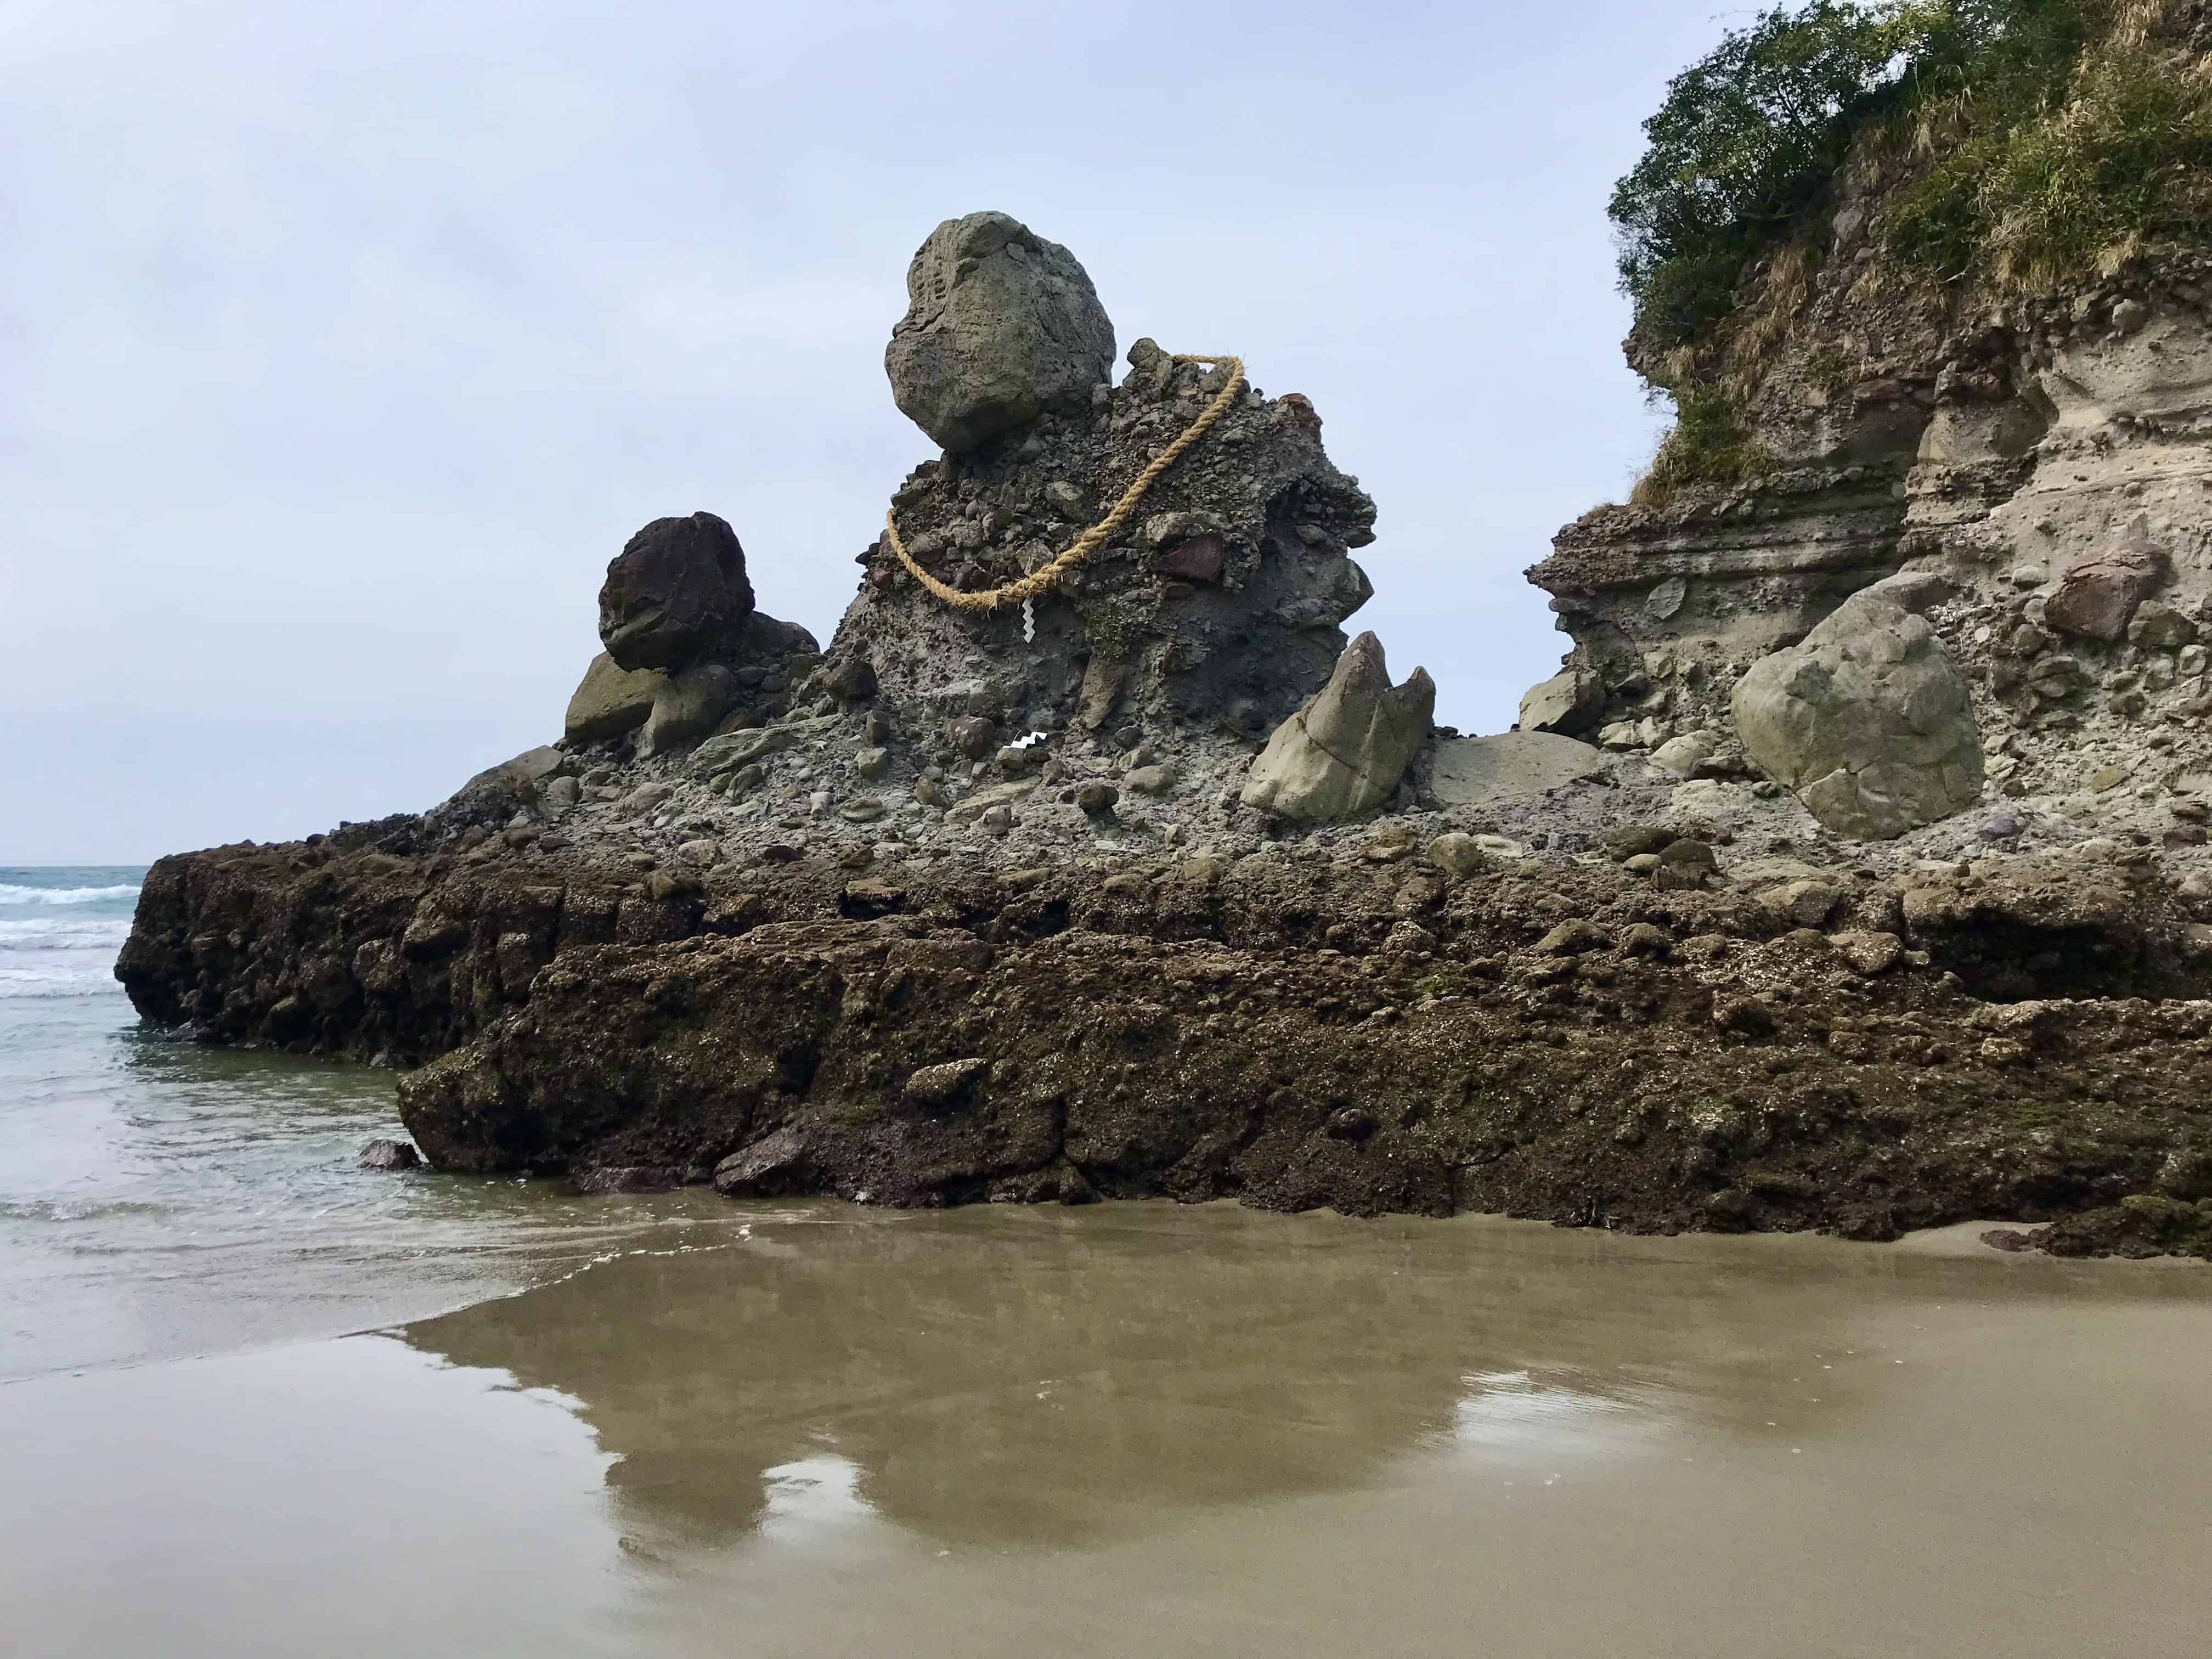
[823,333,1383,769]
[885,211,1117,454]
[107,207,2212,1256]
[1525,222,2212,839]
[110,826,2212,1239]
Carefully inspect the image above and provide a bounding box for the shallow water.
[3,868,2210,1656]
[0,866,741,1381]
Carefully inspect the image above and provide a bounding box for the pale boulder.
[1240,632,1434,821]
[1731,573,1983,840]
[1518,667,1597,735]
[884,211,1116,454]
[1429,732,1606,812]
[637,662,738,759]
[565,653,665,745]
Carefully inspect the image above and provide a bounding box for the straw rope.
[882,353,1246,613]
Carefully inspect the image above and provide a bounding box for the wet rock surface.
[115,820,2212,1245]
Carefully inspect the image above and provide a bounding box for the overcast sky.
[2,0,1737,865]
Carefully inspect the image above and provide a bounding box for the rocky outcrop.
[885,211,1116,454]
[111,205,2212,1256]
[561,527,822,770]
[599,511,755,673]
[1241,633,1434,820]
[375,845,2212,1239]
[1527,235,2212,859]
[1731,573,1984,839]
[805,330,1384,835]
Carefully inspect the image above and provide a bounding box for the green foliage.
[1631,388,1776,505]
[1611,2,1924,356]
[1884,34,2212,284]
[1612,0,2209,359]
[1802,346,1856,393]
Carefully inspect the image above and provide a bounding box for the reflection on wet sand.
[400,1201,2190,1554]
[9,1202,2212,1658]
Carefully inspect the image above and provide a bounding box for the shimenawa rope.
[882,353,1246,613]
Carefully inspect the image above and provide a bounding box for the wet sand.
[4,1202,2209,1657]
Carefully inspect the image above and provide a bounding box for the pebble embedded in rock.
[1424,833,1486,878]
[950,717,999,761]
[1831,930,1905,976]
[1124,764,1173,795]
[1536,919,1610,956]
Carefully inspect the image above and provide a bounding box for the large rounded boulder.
[598,511,755,673]
[1731,573,1983,840]
[885,211,1115,454]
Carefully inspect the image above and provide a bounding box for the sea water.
[0,866,738,1381]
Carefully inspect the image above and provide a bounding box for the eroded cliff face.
[1528,207,2212,857]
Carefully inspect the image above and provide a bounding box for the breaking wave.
[0,883,142,906]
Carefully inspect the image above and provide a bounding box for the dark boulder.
[599,511,756,672]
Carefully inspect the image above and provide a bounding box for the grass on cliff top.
[1615,0,2212,358]
[1616,0,2212,504]
[1629,388,1778,507]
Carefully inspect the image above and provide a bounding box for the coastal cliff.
[119,5,2212,1254]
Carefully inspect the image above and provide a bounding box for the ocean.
[0,865,738,1383]
[3,865,2210,1655]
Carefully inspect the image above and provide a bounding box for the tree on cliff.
[1612,0,2212,432]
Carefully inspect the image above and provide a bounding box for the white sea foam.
[0,883,141,906]
[0,963,122,999]
[0,918,133,952]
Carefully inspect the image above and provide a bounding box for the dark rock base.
[116,825,2212,1250]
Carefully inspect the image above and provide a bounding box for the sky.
[1,0,1741,864]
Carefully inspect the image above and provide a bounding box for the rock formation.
[885,211,1118,454]
[1528,239,2212,857]
[1731,573,1984,839]
[1241,633,1434,820]
[110,193,2212,1257]
[560,513,820,758]
[828,336,1383,759]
